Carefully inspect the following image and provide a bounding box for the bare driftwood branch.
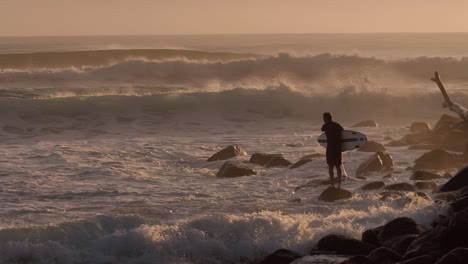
[431,71,468,121]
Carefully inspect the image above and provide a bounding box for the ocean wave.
[0,86,466,134]
[1,53,468,90]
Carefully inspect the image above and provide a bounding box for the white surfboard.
[317,130,368,151]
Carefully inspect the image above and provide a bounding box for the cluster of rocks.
[259,166,468,264]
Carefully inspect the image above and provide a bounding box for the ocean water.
[0,34,467,264]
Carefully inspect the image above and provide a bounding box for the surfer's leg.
[336,165,342,189]
[328,165,335,187]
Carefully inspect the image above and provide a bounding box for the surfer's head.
[323,112,333,123]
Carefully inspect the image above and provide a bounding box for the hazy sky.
[1,0,467,36]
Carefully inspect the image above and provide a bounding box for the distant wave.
[0,49,259,69]
[1,53,468,88]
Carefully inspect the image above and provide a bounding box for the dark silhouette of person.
[321,112,344,188]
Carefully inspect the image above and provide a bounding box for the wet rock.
[410,122,431,134]
[400,255,437,264]
[207,145,247,162]
[356,151,394,176]
[340,256,374,264]
[416,192,432,201]
[378,217,424,244]
[362,226,383,246]
[290,159,312,169]
[352,120,378,127]
[450,196,468,212]
[383,173,392,178]
[382,234,419,255]
[436,247,468,264]
[413,149,460,171]
[415,181,437,190]
[361,181,385,191]
[250,153,284,166]
[316,234,376,255]
[259,249,302,264]
[216,161,257,178]
[358,141,386,152]
[433,114,464,134]
[300,153,325,159]
[440,166,468,192]
[318,186,353,202]
[410,171,441,181]
[404,226,448,260]
[380,191,405,201]
[265,156,292,168]
[368,247,402,264]
[384,183,415,192]
[445,211,468,249]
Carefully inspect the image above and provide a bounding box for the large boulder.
[440,166,468,192]
[207,145,247,162]
[410,171,442,181]
[216,161,257,178]
[382,234,419,255]
[368,247,402,264]
[433,114,464,134]
[356,151,394,176]
[400,255,437,264]
[316,234,376,255]
[378,217,424,244]
[413,149,460,171]
[352,120,378,127]
[362,226,383,246]
[410,122,431,134]
[318,186,353,202]
[259,249,302,264]
[358,141,386,152]
[436,248,468,264]
[404,226,448,260]
[265,156,292,168]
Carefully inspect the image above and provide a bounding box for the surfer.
[321,112,344,188]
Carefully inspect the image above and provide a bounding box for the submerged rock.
[357,141,386,152]
[318,186,352,202]
[250,153,291,167]
[207,145,247,162]
[352,120,378,127]
[413,149,460,171]
[216,161,257,178]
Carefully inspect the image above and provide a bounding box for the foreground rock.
[440,166,468,192]
[319,186,353,202]
[207,145,247,162]
[317,234,376,255]
[413,149,460,171]
[216,161,257,178]
[259,249,302,264]
[356,152,394,176]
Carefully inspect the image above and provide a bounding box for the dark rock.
[340,256,374,264]
[378,217,424,244]
[358,141,386,152]
[436,247,468,264]
[250,153,284,166]
[318,187,353,202]
[290,159,312,169]
[352,120,378,127]
[433,192,458,203]
[442,130,468,152]
[361,181,385,191]
[362,226,383,246]
[259,249,302,264]
[382,234,419,255]
[410,122,431,134]
[415,182,437,190]
[440,166,468,192]
[405,226,448,259]
[265,156,292,168]
[410,171,441,181]
[446,211,468,249]
[368,247,402,264]
[216,161,257,178]
[207,145,247,162]
[356,152,394,176]
[413,149,460,171]
[383,173,392,178]
[384,183,415,192]
[433,114,464,134]
[399,255,437,264]
[316,234,376,255]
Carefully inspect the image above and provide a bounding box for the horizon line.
[1,31,468,38]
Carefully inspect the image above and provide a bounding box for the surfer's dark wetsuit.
[321,121,344,165]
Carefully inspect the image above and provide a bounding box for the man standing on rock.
[321,112,344,188]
